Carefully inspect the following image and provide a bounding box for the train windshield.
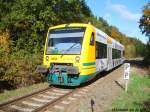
[46,27,85,55]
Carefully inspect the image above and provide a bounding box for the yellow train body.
[40,23,124,86]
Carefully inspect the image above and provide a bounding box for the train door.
[95,42,107,72]
[107,45,112,71]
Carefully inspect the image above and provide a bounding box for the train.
[37,23,124,86]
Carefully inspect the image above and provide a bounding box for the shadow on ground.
[114,81,125,90]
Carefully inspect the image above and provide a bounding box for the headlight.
[75,56,80,62]
[46,56,49,61]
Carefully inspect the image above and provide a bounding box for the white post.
[125,80,128,92]
[124,63,130,92]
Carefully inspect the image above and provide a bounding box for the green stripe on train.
[83,67,96,69]
[82,62,95,66]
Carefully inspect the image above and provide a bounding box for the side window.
[112,48,121,59]
[90,34,94,45]
[96,42,107,59]
[96,44,99,59]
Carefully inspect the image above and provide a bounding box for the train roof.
[48,23,124,49]
[48,23,90,30]
[95,28,124,49]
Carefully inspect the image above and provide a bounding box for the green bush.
[0,51,43,88]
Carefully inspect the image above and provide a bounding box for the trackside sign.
[124,63,130,80]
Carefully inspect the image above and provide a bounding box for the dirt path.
[45,65,125,112]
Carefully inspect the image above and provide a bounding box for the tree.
[139,2,150,38]
[139,2,150,65]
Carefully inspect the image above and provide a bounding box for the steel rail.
[0,86,52,107]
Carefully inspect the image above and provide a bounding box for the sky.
[86,0,149,43]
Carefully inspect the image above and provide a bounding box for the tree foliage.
[0,0,92,53]
[139,2,150,65]
[139,2,150,38]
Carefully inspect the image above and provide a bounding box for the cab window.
[90,34,94,45]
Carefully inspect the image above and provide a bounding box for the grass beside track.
[0,82,49,103]
[112,73,150,112]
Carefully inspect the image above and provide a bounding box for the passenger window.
[96,42,107,59]
[112,48,121,59]
[90,34,94,45]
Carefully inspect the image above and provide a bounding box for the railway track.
[0,65,124,112]
[0,86,76,112]
[0,66,123,112]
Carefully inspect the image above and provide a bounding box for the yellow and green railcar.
[37,23,124,86]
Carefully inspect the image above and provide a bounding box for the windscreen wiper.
[61,43,78,57]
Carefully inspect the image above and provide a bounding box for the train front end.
[39,24,96,86]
